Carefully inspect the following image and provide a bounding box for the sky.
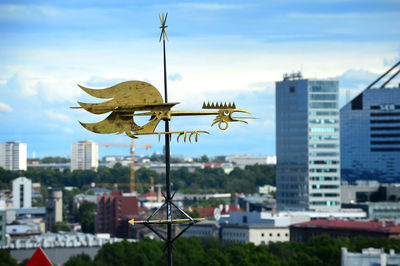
[0,0,399,159]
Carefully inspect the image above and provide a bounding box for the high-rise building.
[96,191,139,238]
[0,141,27,171]
[12,177,32,209]
[71,141,98,171]
[341,61,400,183]
[275,73,340,211]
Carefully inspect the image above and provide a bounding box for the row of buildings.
[0,177,63,247]
[275,62,400,212]
[0,140,276,172]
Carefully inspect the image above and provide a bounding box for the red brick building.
[290,219,400,242]
[96,191,140,238]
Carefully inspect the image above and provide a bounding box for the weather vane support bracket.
[72,13,251,266]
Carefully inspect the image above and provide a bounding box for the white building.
[12,177,32,209]
[71,141,98,171]
[221,225,289,245]
[276,74,340,211]
[180,221,219,239]
[0,142,27,171]
[225,154,276,167]
[341,247,400,266]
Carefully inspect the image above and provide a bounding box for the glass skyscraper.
[276,74,340,211]
[341,87,400,183]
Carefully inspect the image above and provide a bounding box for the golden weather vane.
[72,81,252,142]
[72,13,252,266]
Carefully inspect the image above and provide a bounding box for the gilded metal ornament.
[72,80,252,142]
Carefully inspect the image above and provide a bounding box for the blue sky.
[0,0,399,159]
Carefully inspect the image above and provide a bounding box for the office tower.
[96,191,139,238]
[12,177,32,209]
[45,188,63,231]
[71,141,98,171]
[276,73,340,211]
[0,141,27,171]
[341,61,400,183]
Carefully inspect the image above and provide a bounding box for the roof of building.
[192,205,242,218]
[139,191,157,199]
[86,187,110,195]
[291,219,400,233]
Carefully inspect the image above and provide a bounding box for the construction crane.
[97,139,151,193]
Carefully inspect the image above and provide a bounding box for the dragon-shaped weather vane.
[72,13,252,266]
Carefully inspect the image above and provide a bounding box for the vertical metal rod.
[162,37,173,266]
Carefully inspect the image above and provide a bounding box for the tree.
[51,221,71,232]
[41,156,70,163]
[192,198,226,208]
[77,201,97,234]
[200,155,210,163]
[94,239,164,266]
[0,250,18,266]
[64,253,93,266]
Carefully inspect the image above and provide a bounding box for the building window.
[310,127,338,133]
[261,233,264,237]
[310,102,337,109]
[310,85,337,93]
[289,86,295,93]
[310,94,337,101]
[242,216,247,224]
[269,233,272,237]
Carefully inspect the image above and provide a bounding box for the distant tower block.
[71,141,98,171]
[12,177,32,209]
[156,184,163,203]
[346,89,351,104]
[275,74,341,211]
[52,188,63,222]
[0,141,27,171]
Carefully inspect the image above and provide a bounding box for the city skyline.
[0,0,399,158]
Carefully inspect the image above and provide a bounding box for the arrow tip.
[128,219,135,225]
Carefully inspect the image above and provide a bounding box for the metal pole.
[162,37,173,266]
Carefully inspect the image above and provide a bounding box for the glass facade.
[341,87,400,183]
[276,78,340,211]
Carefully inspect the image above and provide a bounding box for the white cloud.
[84,76,132,88]
[37,80,82,103]
[337,69,378,89]
[164,3,247,10]
[6,72,38,97]
[44,110,73,122]
[0,102,13,112]
[168,73,183,82]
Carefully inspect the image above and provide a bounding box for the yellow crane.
[97,139,151,193]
